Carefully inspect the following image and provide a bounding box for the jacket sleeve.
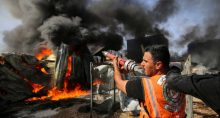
[166,68,198,98]
[166,67,220,99]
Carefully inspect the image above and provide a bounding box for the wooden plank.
[182,55,193,118]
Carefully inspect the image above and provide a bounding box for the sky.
[0,2,21,52]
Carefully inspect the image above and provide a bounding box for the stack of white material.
[94,64,140,113]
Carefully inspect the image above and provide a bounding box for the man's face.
[140,52,156,77]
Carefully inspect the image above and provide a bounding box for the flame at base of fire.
[31,82,45,93]
[26,84,89,101]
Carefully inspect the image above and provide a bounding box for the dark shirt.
[166,68,220,115]
[126,78,144,100]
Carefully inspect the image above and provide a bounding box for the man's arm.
[166,68,220,106]
[112,57,144,100]
[113,57,128,95]
[166,68,197,97]
[166,68,220,114]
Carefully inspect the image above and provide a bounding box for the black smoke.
[2,0,176,54]
[188,39,220,70]
[38,16,82,47]
[158,0,220,54]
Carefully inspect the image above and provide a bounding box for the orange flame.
[26,56,90,101]
[49,84,89,101]
[40,68,49,74]
[64,56,72,89]
[35,48,53,60]
[29,81,45,93]
[36,65,49,74]
[26,84,89,101]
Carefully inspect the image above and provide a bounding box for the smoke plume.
[157,0,220,69]
[2,0,220,69]
[2,0,175,54]
[158,0,220,54]
[38,16,82,48]
[188,39,220,70]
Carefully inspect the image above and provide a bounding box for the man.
[113,45,186,117]
[166,66,220,115]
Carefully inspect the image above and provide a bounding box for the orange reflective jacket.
[140,75,186,118]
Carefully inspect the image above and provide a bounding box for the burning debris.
[0,38,148,116]
[0,49,123,117]
[0,46,93,103]
[0,53,50,104]
[0,0,126,115]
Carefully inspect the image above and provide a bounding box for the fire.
[36,65,49,74]
[35,47,52,74]
[26,84,89,101]
[22,78,44,94]
[64,56,72,89]
[35,48,53,60]
[31,82,45,93]
[40,68,49,74]
[27,56,90,101]
[49,84,89,101]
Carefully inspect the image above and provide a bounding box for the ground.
[0,96,218,118]
[193,98,218,118]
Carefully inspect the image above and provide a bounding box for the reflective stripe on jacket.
[140,75,186,118]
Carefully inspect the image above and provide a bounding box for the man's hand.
[112,57,119,69]
[113,57,124,72]
[112,56,128,95]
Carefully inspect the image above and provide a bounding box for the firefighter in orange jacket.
[113,45,186,118]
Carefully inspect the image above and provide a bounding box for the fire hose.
[102,51,145,76]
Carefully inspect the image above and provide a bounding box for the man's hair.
[144,45,170,70]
